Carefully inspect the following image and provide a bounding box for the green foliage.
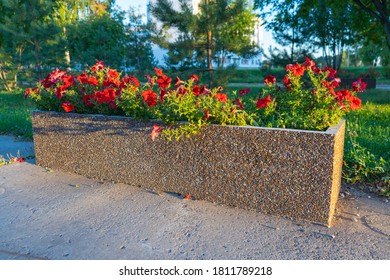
[151,0,259,72]
[343,127,387,184]
[67,12,127,69]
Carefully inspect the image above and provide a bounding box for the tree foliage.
[151,0,259,71]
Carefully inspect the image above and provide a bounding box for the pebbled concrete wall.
[32,111,345,227]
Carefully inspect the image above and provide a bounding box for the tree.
[125,8,156,74]
[67,11,127,69]
[254,0,361,69]
[151,0,259,78]
[0,0,63,89]
[350,0,390,50]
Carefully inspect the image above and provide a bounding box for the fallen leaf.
[150,125,162,141]
[183,193,191,200]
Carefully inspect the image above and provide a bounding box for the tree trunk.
[205,0,213,87]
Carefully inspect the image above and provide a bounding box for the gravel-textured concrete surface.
[32,111,345,226]
[0,137,389,260]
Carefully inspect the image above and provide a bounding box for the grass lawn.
[0,90,36,140]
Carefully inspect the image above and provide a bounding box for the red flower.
[142,89,157,107]
[192,85,201,96]
[11,157,25,163]
[160,89,167,102]
[77,72,89,84]
[24,87,37,98]
[87,76,99,87]
[62,101,75,112]
[150,125,162,141]
[214,93,228,103]
[83,94,94,106]
[352,78,367,93]
[256,95,272,109]
[109,102,117,109]
[324,66,337,79]
[107,69,118,80]
[156,75,172,89]
[190,74,199,83]
[264,75,276,85]
[349,95,362,110]
[175,76,184,87]
[291,63,305,77]
[154,68,164,76]
[120,76,140,88]
[205,110,210,120]
[283,75,292,90]
[238,88,250,97]
[91,60,105,72]
[94,88,116,103]
[234,98,244,110]
[62,75,74,88]
[303,57,316,69]
[336,90,351,102]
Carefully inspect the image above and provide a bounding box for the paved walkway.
[0,136,389,260]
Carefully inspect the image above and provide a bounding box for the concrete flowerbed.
[32,110,346,227]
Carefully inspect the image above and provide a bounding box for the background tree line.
[254,0,390,70]
[0,0,155,91]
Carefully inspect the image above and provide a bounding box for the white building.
[148,0,263,68]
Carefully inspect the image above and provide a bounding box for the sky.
[114,0,277,59]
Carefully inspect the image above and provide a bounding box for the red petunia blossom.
[24,87,37,98]
[146,74,155,86]
[109,102,117,109]
[349,95,362,110]
[87,76,99,87]
[192,85,201,96]
[142,89,157,107]
[190,74,199,83]
[62,75,75,88]
[264,74,276,85]
[256,95,272,109]
[177,85,188,95]
[83,94,94,106]
[214,93,228,103]
[330,78,341,88]
[120,76,140,88]
[336,89,351,102]
[283,75,292,90]
[156,75,172,89]
[91,60,105,72]
[234,98,244,110]
[324,66,337,79]
[62,101,75,112]
[174,76,184,87]
[238,88,250,97]
[77,72,89,84]
[286,64,293,72]
[303,57,316,69]
[154,67,164,76]
[94,88,116,103]
[103,77,120,87]
[150,125,162,141]
[291,63,305,77]
[160,89,167,102]
[11,157,25,163]
[107,69,119,80]
[205,110,210,120]
[352,78,367,93]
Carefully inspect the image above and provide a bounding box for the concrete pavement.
[0,136,389,260]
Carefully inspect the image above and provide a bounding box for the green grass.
[344,102,390,163]
[0,90,36,140]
